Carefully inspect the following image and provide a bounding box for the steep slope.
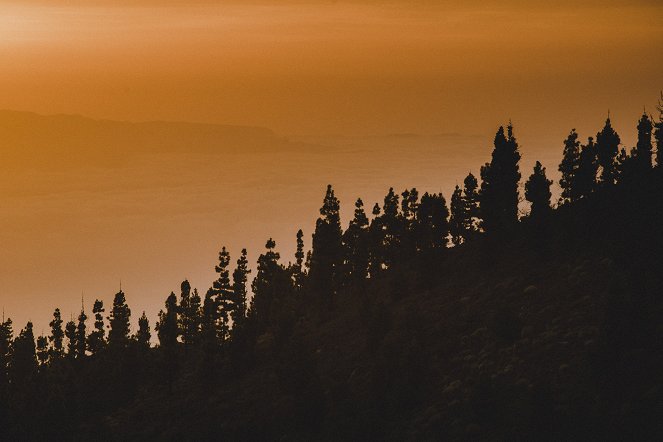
[101,172,663,440]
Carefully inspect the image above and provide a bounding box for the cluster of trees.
[1,96,662,432]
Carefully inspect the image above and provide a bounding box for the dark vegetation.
[1,97,663,440]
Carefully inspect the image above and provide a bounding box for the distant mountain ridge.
[0,110,283,167]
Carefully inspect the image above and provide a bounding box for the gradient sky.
[0,0,661,334]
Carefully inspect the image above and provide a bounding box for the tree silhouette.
[76,308,87,358]
[463,173,480,233]
[108,290,131,349]
[212,246,234,344]
[0,317,12,385]
[249,238,289,334]
[179,280,201,350]
[293,230,306,290]
[596,117,621,185]
[575,137,599,199]
[309,185,343,301]
[48,308,64,360]
[480,124,521,233]
[136,312,151,349]
[342,198,370,283]
[380,187,404,268]
[231,249,250,336]
[65,319,76,359]
[368,202,382,277]
[449,185,466,246]
[156,292,178,349]
[525,161,553,220]
[634,112,653,172]
[559,129,581,204]
[87,300,105,355]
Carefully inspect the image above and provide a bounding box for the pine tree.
[342,198,370,282]
[108,290,131,349]
[634,112,653,172]
[309,185,343,298]
[87,300,105,355]
[293,230,306,289]
[156,292,178,349]
[559,129,581,204]
[136,312,151,349]
[65,319,77,359]
[76,308,87,358]
[231,249,250,334]
[463,173,480,233]
[375,187,404,269]
[212,246,233,344]
[596,117,621,185]
[36,335,48,367]
[0,317,12,385]
[480,123,521,233]
[48,308,65,360]
[576,137,599,198]
[525,161,553,220]
[179,280,202,350]
[249,238,285,334]
[368,203,382,277]
[449,185,466,246]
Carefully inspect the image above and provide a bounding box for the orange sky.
[0,0,661,334]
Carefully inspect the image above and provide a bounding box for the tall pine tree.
[342,198,370,283]
[576,136,599,198]
[480,123,522,233]
[136,312,151,349]
[48,308,64,360]
[525,161,553,220]
[463,173,480,233]
[596,116,621,185]
[87,300,105,355]
[108,290,131,349]
[179,280,201,350]
[0,317,12,385]
[156,292,179,350]
[449,185,467,246]
[76,307,87,358]
[309,185,343,300]
[231,249,250,336]
[559,129,581,204]
[65,319,77,359]
[249,238,283,334]
[212,246,233,344]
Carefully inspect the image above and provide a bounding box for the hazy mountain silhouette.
[0,110,291,167]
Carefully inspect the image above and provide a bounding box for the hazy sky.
[0,0,661,333]
[1,0,661,135]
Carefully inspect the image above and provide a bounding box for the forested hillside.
[1,103,662,440]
